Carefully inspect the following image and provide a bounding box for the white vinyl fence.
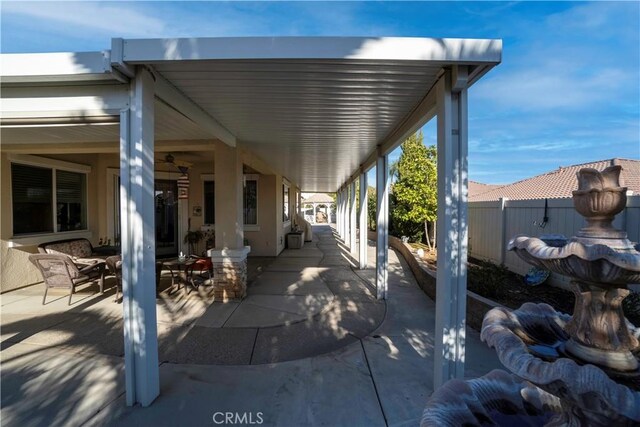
[468,195,640,289]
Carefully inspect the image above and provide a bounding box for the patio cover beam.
[433,68,469,389]
[120,67,160,407]
[119,37,501,64]
[0,84,129,122]
[0,51,117,84]
[111,38,237,147]
[152,68,237,147]
[0,139,216,155]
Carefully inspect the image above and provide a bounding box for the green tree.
[390,131,437,249]
[367,186,377,231]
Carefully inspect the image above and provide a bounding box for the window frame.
[201,173,260,230]
[9,154,91,239]
[202,179,216,225]
[243,174,259,229]
[282,181,291,224]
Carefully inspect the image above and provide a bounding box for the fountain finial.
[572,165,630,246]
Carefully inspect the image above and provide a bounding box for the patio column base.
[208,246,251,301]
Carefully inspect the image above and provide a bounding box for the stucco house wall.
[1,147,296,292]
[1,152,101,292]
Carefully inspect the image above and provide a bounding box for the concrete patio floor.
[1,225,502,426]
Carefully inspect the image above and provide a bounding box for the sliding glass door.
[154,179,179,256]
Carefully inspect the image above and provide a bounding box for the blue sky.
[2,1,639,184]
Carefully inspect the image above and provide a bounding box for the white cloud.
[546,1,639,38]
[2,1,166,38]
[474,66,629,111]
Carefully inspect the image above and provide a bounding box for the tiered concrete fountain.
[422,165,640,426]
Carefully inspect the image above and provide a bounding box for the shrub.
[468,260,510,300]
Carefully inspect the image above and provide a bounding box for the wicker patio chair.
[29,254,105,305]
[105,255,123,302]
[106,255,164,302]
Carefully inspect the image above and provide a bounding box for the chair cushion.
[44,240,92,258]
[191,258,213,271]
[72,275,91,285]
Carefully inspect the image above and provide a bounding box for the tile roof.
[469,181,504,200]
[469,158,640,202]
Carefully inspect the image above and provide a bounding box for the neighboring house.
[468,158,640,288]
[469,158,640,202]
[468,180,503,201]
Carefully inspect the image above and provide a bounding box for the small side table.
[162,258,196,294]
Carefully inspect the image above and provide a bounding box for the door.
[155,180,179,256]
[108,170,182,257]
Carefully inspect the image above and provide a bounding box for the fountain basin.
[481,303,640,425]
[509,236,640,369]
[421,369,560,426]
[509,236,640,283]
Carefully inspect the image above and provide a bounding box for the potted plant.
[183,229,204,255]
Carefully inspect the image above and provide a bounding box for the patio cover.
[3,37,501,192]
[1,36,502,406]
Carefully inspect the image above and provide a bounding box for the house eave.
[0,51,123,85]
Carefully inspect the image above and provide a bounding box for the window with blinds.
[11,164,53,234]
[204,181,215,224]
[11,163,88,235]
[56,170,87,232]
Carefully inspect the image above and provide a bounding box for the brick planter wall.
[211,258,247,301]
[367,230,503,331]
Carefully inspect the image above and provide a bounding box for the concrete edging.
[368,230,503,331]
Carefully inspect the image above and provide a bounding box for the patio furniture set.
[29,238,213,304]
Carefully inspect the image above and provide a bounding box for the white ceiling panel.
[3,37,501,192]
[153,59,443,191]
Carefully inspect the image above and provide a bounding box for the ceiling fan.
[156,153,193,175]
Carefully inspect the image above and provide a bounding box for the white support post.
[343,186,348,244]
[338,190,343,237]
[120,67,160,407]
[434,69,469,389]
[344,187,349,242]
[359,172,368,269]
[349,180,357,253]
[340,188,346,241]
[178,199,189,255]
[499,197,508,265]
[376,152,389,300]
[342,187,347,242]
[336,191,341,234]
